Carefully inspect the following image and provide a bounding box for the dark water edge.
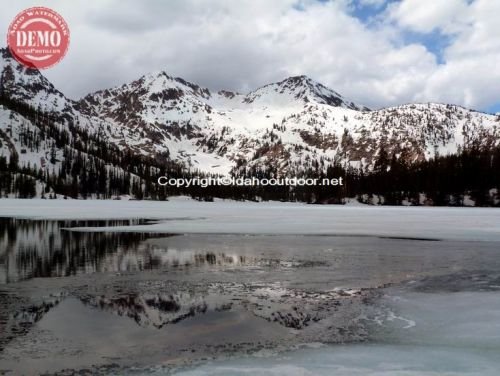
[1,217,500,375]
[0,218,174,283]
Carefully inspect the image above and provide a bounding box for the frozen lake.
[0,199,499,375]
[0,198,500,241]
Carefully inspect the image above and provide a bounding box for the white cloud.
[388,0,469,34]
[415,0,500,109]
[0,0,498,112]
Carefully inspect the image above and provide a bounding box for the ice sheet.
[0,198,499,241]
[168,290,500,376]
[166,344,499,376]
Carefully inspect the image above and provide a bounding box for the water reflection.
[3,217,500,290]
[81,292,211,328]
[0,218,260,284]
[0,218,162,283]
[0,293,64,351]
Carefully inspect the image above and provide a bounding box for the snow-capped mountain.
[77,70,500,175]
[0,48,176,199]
[2,46,500,183]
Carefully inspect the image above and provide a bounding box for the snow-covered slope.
[2,47,500,178]
[0,49,70,113]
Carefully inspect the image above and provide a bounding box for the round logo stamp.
[7,7,70,69]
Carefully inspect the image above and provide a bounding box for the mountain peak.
[133,71,212,100]
[244,75,367,110]
[280,74,315,84]
[1,46,71,112]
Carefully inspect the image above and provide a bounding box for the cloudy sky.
[1,0,499,113]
